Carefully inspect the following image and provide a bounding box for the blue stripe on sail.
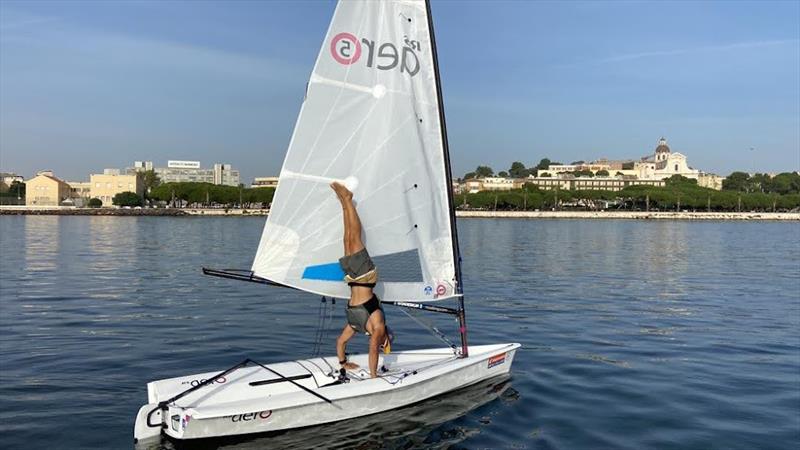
[302,263,344,281]
[301,249,423,283]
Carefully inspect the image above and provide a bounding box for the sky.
[1,0,798,183]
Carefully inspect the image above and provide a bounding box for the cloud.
[556,39,799,68]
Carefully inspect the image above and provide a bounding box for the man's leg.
[365,311,386,378]
[336,324,359,370]
[331,182,364,255]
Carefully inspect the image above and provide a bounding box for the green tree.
[9,181,25,199]
[573,169,594,177]
[88,198,103,208]
[113,191,143,207]
[534,158,551,170]
[462,172,477,180]
[498,171,509,178]
[665,174,697,187]
[722,171,752,192]
[475,165,494,178]
[596,169,610,177]
[142,170,161,198]
[509,161,526,178]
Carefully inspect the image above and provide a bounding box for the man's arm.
[336,324,359,370]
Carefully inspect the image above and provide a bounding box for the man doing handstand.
[331,181,388,379]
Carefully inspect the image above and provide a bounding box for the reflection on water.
[24,216,60,273]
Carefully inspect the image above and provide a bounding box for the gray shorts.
[339,248,377,285]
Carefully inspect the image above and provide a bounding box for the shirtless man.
[331,181,388,379]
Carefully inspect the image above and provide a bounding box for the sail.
[252,0,458,302]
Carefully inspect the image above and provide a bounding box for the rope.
[399,308,458,353]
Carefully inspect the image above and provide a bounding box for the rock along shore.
[1,206,797,220]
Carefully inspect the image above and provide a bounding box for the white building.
[136,160,241,186]
[251,177,279,188]
[634,137,700,181]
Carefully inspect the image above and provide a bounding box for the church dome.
[655,137,671,154]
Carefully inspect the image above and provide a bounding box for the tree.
[88,198,102,208]
[509,161,526,178]
[142,170,161,197]
[113,191,143,207]
[596,169,610,177]
[498,171,509,178]
[462,171,477,180]
[665,174,697,187]
[9,181,25,199]
[722,171,752,192]
[475,165,494,178]
[534,158,551,170]
[573,169,594,177]
[570,160,585,165]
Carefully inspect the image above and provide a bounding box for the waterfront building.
[536,137,715,186]
[697,173,724,190]
[251,177,279,189]
[132,161,154,172]
[480,177,524,191]
[89,173,144,206]
[537,162,614,177]
[66,181,92,207]
[213,164,239,186]
[25,171,71,206]
[465,179,482,193]
[633,137,700,181]
[525,177,664,191]
[148,160,241,186]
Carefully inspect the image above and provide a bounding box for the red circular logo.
[436,284,447,296]
[330,32,361,65]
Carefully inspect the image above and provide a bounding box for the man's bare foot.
[342,361,359,370]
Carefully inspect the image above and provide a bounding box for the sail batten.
[252,0,457,302]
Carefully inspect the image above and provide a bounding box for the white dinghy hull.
[134,343,520,442]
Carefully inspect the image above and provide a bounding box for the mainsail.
[252,0,458,302]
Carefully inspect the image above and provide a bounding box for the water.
[1,216,798,449]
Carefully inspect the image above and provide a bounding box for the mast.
[425,0,468,357]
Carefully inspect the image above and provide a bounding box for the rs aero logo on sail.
[330,32,422,77]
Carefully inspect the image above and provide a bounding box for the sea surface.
[1,216,798,450]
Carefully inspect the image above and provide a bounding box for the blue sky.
[1,0,798,183]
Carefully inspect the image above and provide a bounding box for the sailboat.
[133,0,520,442]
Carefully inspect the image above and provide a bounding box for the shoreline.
[1,206,798,220]
[455,210,800,221]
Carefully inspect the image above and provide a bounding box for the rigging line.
[248,358,336,406]
[312,297,326,357]
[293,360,322,389]
[303,357,335,378]
[273,5,368,226]
[400,307,458,351]
[323,298,336,366]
